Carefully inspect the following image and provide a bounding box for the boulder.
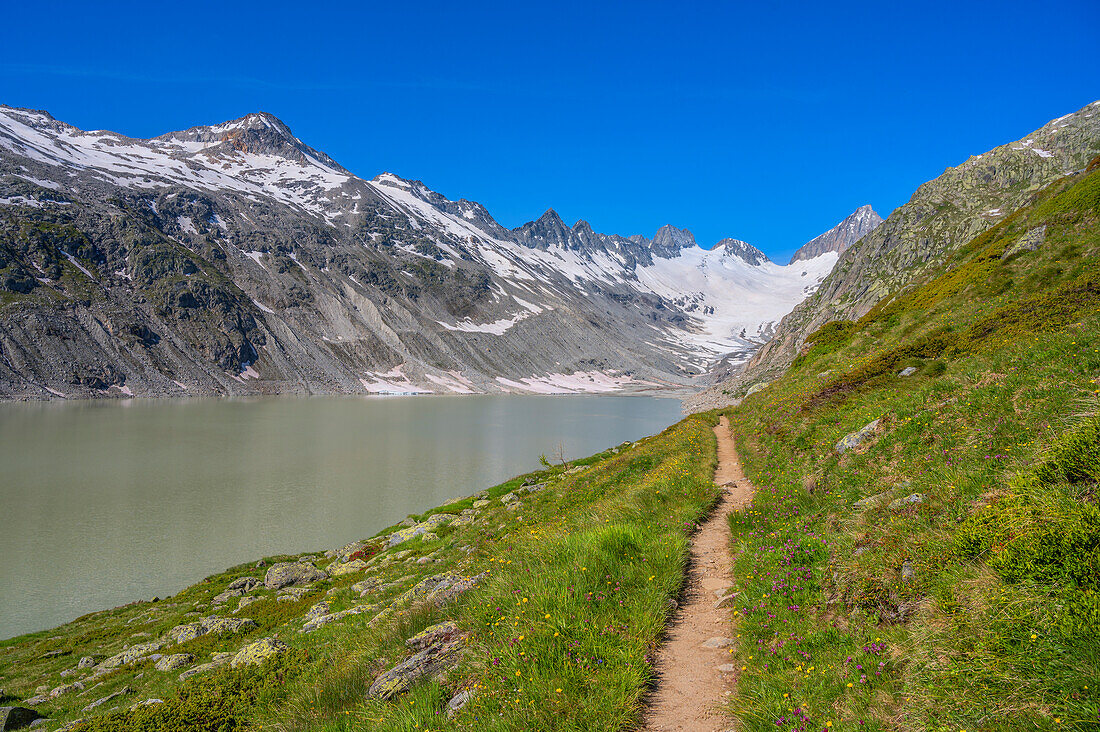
[367,638,465,700]
[82,686,132,712]
[0,707,43,731]
[97,641,165,670]
[835,418,882,454]
[230,638,288,668]
[888,493,925,510]
[446,689,471,717]
[387,514,453,548]
[154,654,194,672]
[499,492,518,505]
[300,605,374,633]
[276,586,313,601]
[169,616,257,644]
[76,656,96,668]
[328,559,368,577]
[406,621,461,651]
[472,500,490,509]
[178,653,234,681]
[264,562,327,590]
[48,682,83,698]
[898,366,918,377]
[227,576,261,592]
[234,596,261,613]
[305,601,331,621]
[351,578,381,596]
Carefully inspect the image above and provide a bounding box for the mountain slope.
[687,99,1100,410]
[0,106,840,400]
[722,160,1100,730]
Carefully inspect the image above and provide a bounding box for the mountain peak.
[789,205,883,264]
[650,225,697,258]
[158,112,347,173]
[715,238,769,266]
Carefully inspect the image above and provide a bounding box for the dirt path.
[643,415,753,731]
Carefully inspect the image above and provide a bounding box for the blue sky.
[3,1,1097,262]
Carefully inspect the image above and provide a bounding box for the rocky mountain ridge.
[686,99,1100,412]
[789,205,883,263]
[0,105,841,399]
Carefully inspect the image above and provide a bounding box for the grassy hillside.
[0,414,719,731]
[722,163,1100,730]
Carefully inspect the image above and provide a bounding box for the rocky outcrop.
[836,418,882,454]
[264,562,327,590]
[789,205,883,264]
[168,616,257,644]
[367,624,466,701]
[230,638,288,668]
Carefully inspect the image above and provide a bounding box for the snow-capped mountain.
[0,106,841,399]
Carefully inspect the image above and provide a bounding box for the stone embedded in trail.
[700,637,735,649]
[835,418,882,454]
[716,664,738,673]
[264,561,328,590]
[230,637,288,668]
[0,706,43,731]
[888,493,925,510]
[154,654,194,671]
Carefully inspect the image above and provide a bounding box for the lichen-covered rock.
[76,656,95,669]
[835,418,882,454]
[82,686,132,711]
[367,638,465,700]
[898,366,918,377]
[168,616,256,644]
[472,499,489,509]
[264,562,327,590]
[300,604,374,633]
[327,559,368,577]
[888,493,925,510]
[0,707,43,731]
[406,621,460,651]
[48,682,83,698]
[230,637,288,668]
[154,654,194,672]
[233,596,261,613]
[276,586,313,601]
[227,576,261,592]
[446,689,471,717]
[499,492,517,504]
[178,653,235,681]
[97,641,164,670]
[351,578,381,596]
[387,514,454,548]
[305,601,331,621]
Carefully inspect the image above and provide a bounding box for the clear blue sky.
[3,1,1097,262]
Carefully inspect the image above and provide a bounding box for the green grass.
[721,167,1100,730]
